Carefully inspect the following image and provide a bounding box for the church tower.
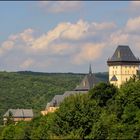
[74,64,99,91]
[107,45,140,87]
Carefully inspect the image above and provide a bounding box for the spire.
[89,64,92,74]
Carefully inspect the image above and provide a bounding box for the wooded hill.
[0,71,108,125]
[0,78,140,139]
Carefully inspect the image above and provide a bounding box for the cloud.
[0,28,34,56]
[30,20,116,53]
[72,43,105,65]
[0,40,14,56]
[106,4,140,56]
[9,28,34,42]
[39,1,82,13]
[20,58,34,69]
[108,16,140,56]
[125,16,140,33]
[30,22,70,51]
[2,16,140,72]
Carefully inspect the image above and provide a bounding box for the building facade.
[41,65,99,115]
[107,45,140,87]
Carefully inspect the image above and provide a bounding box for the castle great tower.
[107,45,140,87]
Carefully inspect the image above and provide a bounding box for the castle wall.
[109,65,139,87]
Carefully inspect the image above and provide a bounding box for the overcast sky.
[0,1,140,73]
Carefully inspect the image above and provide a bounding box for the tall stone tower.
[107,45,140,87]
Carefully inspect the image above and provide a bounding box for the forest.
[0,77,140,139]
[0,71,108,125]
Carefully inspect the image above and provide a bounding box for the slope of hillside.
[0,71,108,124]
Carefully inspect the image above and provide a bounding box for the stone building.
[41,65,99,115]
[107,45,140,87]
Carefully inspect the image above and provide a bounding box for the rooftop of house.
[3,109,33,118]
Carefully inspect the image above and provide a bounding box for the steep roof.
[45,64,98,109]
[46,91,87,109]
[3,109,33,118]
[47,95,64,108]
[110,75,118,81]
[107,45,140,65]
[75,65,99,91]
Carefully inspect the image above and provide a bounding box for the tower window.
[117,51,120,58]
[136,70,139,75]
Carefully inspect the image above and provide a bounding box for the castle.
[3,45,140,122]
[41,65,99,115]
[107,45,140,87]
[41,45,140,115]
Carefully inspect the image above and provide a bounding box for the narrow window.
[136,70,139,75]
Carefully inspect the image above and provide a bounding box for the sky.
[1,1,140,73]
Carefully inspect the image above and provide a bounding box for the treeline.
[0,79,140,139]
[0,71,108,125]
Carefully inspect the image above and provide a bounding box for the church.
[107,45,140,87]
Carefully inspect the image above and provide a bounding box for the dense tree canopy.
[1,78,140,139]
[0,71,107,125]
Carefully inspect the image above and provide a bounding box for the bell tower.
[107,45,140,87]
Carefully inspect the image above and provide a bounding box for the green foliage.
[2,72,140,139]
[51,94,101,138]
[5,111,14,125]
[0,71,85,124]
[89,82,117,106]
[1,124,15,139]
[0,71,107,125]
